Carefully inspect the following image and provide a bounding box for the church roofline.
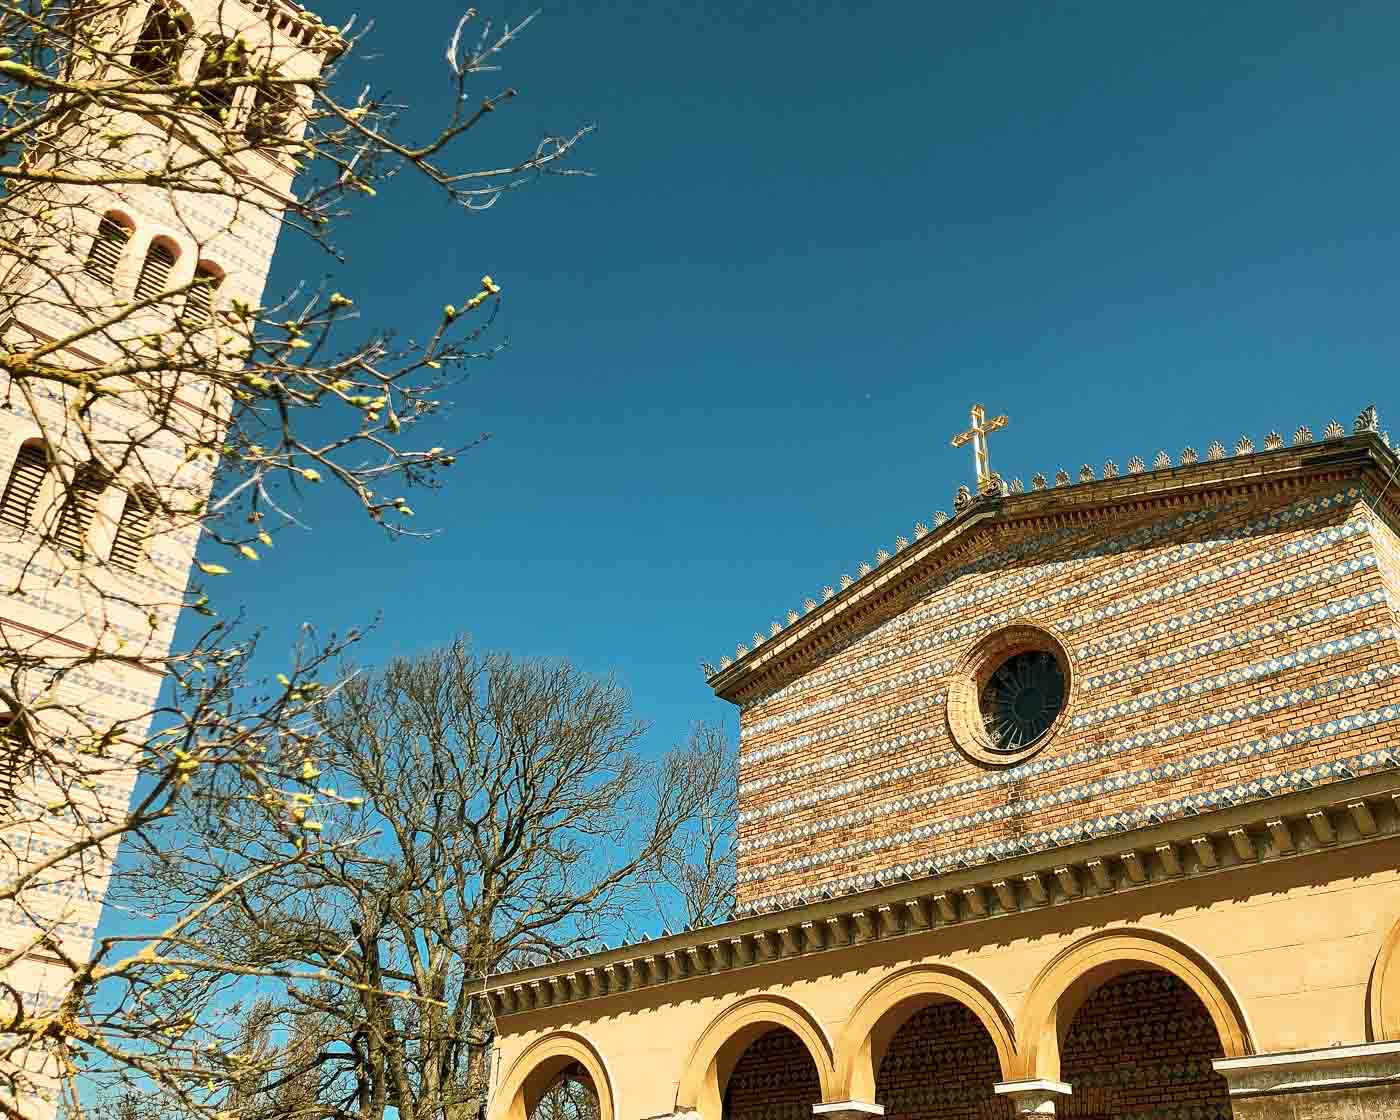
[704,409,1399,707]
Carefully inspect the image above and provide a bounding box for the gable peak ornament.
[950,403,1009,491]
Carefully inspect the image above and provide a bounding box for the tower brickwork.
[0,2,336,1112]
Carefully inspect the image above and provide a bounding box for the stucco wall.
[489,842,1400,1120]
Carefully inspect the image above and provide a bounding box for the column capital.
[813,1102,885,1120]
[994,1079,1073,1117]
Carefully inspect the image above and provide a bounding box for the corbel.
[1306,810,1336,845]
[1021,872,1049,904]
[826,914,852,945]
[1348,800,1378,837]
[1053,866,1082,898]
[1266,818,1295,855]
[1227,828,1255,861]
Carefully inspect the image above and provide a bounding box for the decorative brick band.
[739,725,953,800]
[742,659,953,743]
[1072,623,1390,730]
[740,694,943,769]
[1074,555,1377,666]
[741,708,1400,906]
[739,660,1400,882]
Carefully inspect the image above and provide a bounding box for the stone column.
[1213,1041,1400,1120]
[993,1078,1073,1117]
[812,1102,885,1120]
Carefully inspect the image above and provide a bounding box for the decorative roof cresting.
[702,405,1390,680]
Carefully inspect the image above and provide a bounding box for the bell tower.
[0,2,338,1113]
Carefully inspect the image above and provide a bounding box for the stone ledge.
[1214,1040,1400,1097]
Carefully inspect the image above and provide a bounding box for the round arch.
[677,994,836,1120]
[495,1031,615,1120]
[837,964,1016,1100]
[1369,913,1400,1040]
[1014,927,1252,1080]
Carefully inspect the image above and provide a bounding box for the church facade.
[485,411,1400,1120]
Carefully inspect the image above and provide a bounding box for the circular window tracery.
[947,625,1074,768]
[979,650,1066,753]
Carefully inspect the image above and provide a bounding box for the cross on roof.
[950,403,1009,487]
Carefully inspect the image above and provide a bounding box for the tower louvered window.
[182,265,221,325]
[0,442,49,531]
[194,37,245,122]
[109,488,155,572]
[53,466,106,557]
[0,711,32,810]
[135,241,178,302]
[85,215,131,285]
[131,1,191,81]
[246,78,295,144]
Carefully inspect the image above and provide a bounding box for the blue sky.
[188,0,1400,753]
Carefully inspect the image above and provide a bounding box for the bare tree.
[0,0,594,1115]
[531,1075,599,1120]
[121,639,733,1120]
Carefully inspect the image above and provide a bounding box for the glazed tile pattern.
[740,605,1390,829]
[742,707,1400,909]
[742,659,953,744]
[743,503,1239,717]
[741,517,1123,711]
[1054,515,1371,636]
[1074,555,1378,664]
[738,654,1400,867]
[740,733,959,821]
[1071,624,1390,729]
[736,476,1398,903]
[746,489,1365,741]
[740,695,943,768]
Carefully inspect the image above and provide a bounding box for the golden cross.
[950,403,1009,486]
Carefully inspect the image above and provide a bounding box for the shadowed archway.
[723,1026,822,1120]
[1057,968,1232,1120]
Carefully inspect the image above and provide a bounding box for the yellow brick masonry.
[732,468,1400,906]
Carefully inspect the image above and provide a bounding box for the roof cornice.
[483,769,1400,1019]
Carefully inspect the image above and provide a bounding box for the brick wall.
[724,1028,820,1120]
[735,479,1400,906]
[875,1000,1012,1120]
[1060,968,1231,1120]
